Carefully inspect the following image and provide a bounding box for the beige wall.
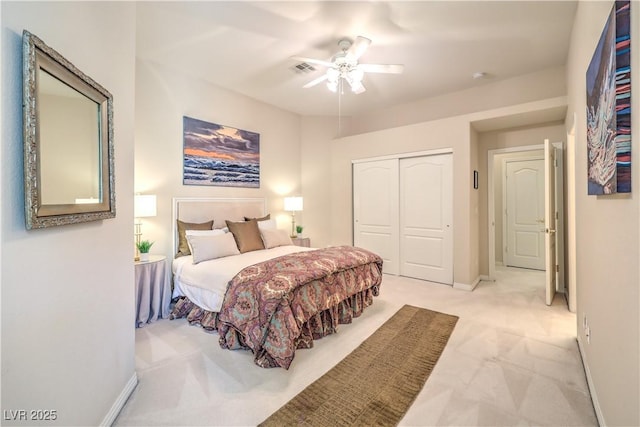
[300,116,349,248]
[1,2,137,425]
[566,1,639,425]
[135,60,303,260]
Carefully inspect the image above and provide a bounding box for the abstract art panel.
[183,116,260,188]
[614,0,631,193]
[586,0,631,195]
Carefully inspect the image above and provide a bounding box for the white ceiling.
[136,1,577,117]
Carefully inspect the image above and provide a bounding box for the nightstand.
[134,255,170,327]
[292,237,311,247]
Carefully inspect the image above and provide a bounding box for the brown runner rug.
[259,304,459,427]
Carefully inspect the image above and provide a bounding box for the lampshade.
[284,196,303,212]
[134,194,157,218]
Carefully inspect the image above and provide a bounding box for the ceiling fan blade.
[359,63,405,74]
[291,56,333,68]
[346,36,371,60]
[303,74,328,88]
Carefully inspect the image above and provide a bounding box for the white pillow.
[187,232,240,264]
[257,218,277,230]
[185,229,225,253]
[260,228,293,249]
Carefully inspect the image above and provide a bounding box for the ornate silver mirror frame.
[23,30,115,229]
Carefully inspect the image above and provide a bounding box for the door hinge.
[556,265,559,273]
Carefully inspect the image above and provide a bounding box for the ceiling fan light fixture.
[349,67,364,83]
[296,35,403,96]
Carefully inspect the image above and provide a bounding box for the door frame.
[487,142,564,294]
[487,145,543,281]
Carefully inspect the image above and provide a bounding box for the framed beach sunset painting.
[183,116,260,188]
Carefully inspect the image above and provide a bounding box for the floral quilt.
[217,245,383,369]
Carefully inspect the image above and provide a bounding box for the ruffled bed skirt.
[170,285,379,362]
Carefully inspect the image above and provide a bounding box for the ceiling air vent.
[292,62,316,74]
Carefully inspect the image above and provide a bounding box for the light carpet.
[259,304,458,427]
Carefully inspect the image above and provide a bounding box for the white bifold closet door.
[353,153,453,284]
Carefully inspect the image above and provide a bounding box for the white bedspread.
[172,245,313,312]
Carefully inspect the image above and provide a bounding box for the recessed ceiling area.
[135,1,578,117]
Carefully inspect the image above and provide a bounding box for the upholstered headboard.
[172,197,266,255]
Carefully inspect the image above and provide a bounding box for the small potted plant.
[296,225,304,237]
[136,240,154,262]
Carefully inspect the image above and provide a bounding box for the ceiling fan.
[292,36,404,94]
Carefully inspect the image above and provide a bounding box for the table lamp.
[284,196,303,238]
[134,194,157,260]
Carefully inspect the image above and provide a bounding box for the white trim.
[577,337,605,427]
[479,274,492,282]
[487,144,544,281]
[453,276,481,291]
[351,148,453,164]
[100,373,138,426]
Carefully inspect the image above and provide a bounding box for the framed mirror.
[23,30,115,229]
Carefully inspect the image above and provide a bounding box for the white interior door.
[505,159,545,270]
[544,139,557,305]
[353,160,399,274]
[553,142,565,293]
[399,154,453,284]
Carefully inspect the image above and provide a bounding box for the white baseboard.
[577,337,605,426]
[101,372,138,426]
[453,276,481,291]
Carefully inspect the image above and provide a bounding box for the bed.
[169,197,383,369]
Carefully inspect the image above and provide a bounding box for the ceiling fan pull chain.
[338,79,342,136]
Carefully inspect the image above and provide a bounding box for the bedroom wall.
[1,2,137,426]
[300,116,349,248]
[135,60,303,260]
[565,1,639,425]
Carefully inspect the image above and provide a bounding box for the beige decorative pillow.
[185,229,225,254]
[260,228,293,249]
[187,232,240,264]
[257,218,277,230]
[226,219,265,253]
[176,219,214,257]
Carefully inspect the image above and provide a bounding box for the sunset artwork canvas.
[183,116,260,188]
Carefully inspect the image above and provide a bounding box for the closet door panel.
[353,159,399,274]
[400,154,453,284]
